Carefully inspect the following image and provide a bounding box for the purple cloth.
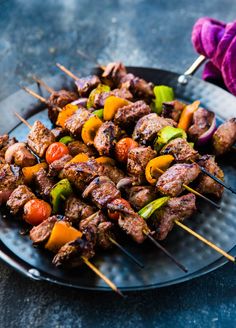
[192,17,236,96]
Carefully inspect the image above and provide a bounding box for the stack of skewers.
[1,61,236,297]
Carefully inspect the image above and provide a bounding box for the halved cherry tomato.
[23,199,52,225]
[145,155,175,185]
[115,137,138,163]
[46,142,69,164]
[108,198,132,220]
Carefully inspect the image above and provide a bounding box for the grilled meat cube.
[94,121,120,156]
[52,226,96,268]
[188,108,215,141]
[120,73,154,99]
[127,146,156,182]
[114,100,151,129]
[107,198,148,244]
[101,163,125,184]
[93,88,133,109]
[213,118,236,155]
[196,155,224,198]
[162,100,185,122]
[82,176,121,208]
[0,135,17,164]
[48,90,78,123]
[79,211,105,231]
[0,164,23,205]
[102,62,127,86]
[30,215,60,244]
[64,107,91,137]
[75,75,101,97]
[127,186,157,210]
[7,185,36,215]
[152,193,196,240]
[27,121,55,158]
[97,222,114,249]
[156,163,200,197]
[160,138,199,163]
[51,127,67,139]
[133,113,176,145]
[65,195,95,225]
[61,160,101,191]
[67,140,97,157]
[48,154,72,177]
[5,142,37,167]
[34,168,55,199]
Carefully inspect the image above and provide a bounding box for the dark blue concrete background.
[1,1,236,327]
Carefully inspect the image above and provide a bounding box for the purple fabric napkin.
[192,17,236,96]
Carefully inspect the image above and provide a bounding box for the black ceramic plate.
[1,67,236,292]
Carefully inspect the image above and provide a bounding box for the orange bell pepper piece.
[103,96,130,121]
[22,162,48,184]
[81,115,103,145]
[95,156,116,166]
[56,104,78,128]
[178,100,200,131]
[69,153,89,163]
[45,221,82,253]
[145,155,175,185]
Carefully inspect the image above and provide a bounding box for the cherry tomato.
[115,138,138,163]
[23,199,52,225]
[108,198,132,220]
[46,142,69,164]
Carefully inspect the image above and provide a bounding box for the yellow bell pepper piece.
[178,100,200,131]
[81,115,103,145]
[22,162,48,184]
[145,155,174,185]
[56,104,78,128]
[69,153,89,163]
[103,96,130,121]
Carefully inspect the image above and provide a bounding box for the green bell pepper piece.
[59,136,74,145]
[92,109,104,119]
[152,85,174,114]
[50,179,73,213]
[154,126,187,152]
[138,197,170,220]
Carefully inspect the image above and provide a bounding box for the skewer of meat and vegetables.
[1,61,236,295]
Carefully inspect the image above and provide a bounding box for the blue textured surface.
[1,1,236,327]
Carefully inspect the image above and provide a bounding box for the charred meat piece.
[33,168,55,199]
[75,75,101,97]
[0,164,23,205]
[213,118,236,155]
[133,113,177,145]
[107,198,148,244]
[156,163,200,197]
[102,62,127,86]
[196,155,224,198]
[7,185,36,215]
[67,140,97,157]
[120,73,154,99]
[5,142,37,167]
[188,107,214,141]
[64,107,91,137]
[82,176,121,208]
[152,193,196,240]
[79,211,104,231]
[52,226,96,268]
[48,154,72,177]
[61,159,102,191]
[100,163,125,184]
[93,88,133,109]
[127,185,157,210]
[48,90,78,123]
[30,215,60,244]
[162,100,185,122]
[160,138,199,163]
[114,100,151,129]
[65,195,95,226]
[94,121,120,156]
[127,146,156,182]
[27,121,55,158]
[0,135,17,164]
[51,127,67,139]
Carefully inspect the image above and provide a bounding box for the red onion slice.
[196,114,217,146]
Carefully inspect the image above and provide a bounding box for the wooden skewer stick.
[81,256,125,297]
[174,220,235,263]
[32,75,55,94]
[143,230,188,272]
[155,167,220,209]
[14,112,32,129]
[56,63,79,81]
